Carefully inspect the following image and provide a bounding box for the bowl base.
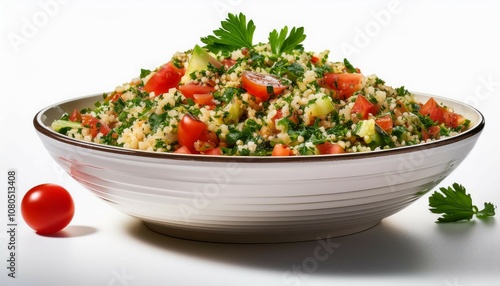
[143,220,380,243]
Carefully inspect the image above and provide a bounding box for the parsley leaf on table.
[201,13,256,53]
[428,183,496,223]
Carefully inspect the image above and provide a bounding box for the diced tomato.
[272,109,299,126]
[421,125,441,141]
[104,92,121,102]
[351,95,379,120]
[316,142,345,155]
[428,126,441,138]
[320,72,363,100]
[81,115,110,138]
[393,100,408,118]
[241,71,287,101]
[144,61,185,96]
[375,114,393,132]
[311,56,320,65]
[174,146,192,154]
[419,97,446,123]
[444,112,466,129]
[223,58,237,68]
[197,129,220,151]
[193,93,215,106]
[203,147,222,155]
[272,144,293,156]
[178,83,215,99]
[69,109,81,122]
[421,128,430,141]
[177,114,207,153]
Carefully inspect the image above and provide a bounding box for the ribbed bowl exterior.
[34,93,484,242]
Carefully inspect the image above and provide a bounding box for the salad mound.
[52,13,470,156]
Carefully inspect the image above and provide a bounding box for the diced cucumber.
[223,98,244,124]
[355,118,393,149]
[184,45,223,81]
[355,119,376,144]
[51,120,82,133]
[373,123,393,148]
[306,95,335,117]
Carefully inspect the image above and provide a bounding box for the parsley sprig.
[269,26,306,55]
[428,183,496,223]
[201,13,256,53]
[201,13,306,55]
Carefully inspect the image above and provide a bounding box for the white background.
[1,0,500,285]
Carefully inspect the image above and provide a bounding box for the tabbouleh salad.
[52,13,470,156]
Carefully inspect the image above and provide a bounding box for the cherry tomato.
[177,114,207,153]
[320,72,363,100]
[21,184,74,234]
[241,71,287,101]
[144,61,185,95]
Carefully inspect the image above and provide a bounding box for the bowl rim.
[34,92,485,163]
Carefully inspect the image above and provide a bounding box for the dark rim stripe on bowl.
[33,94,485,163]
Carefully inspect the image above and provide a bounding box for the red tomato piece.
[320,72,363,100]
[69,109,81,122]
[203,147,222,155]
[104,92,121,102]
[428,126,441,138]
[272,144,293,156]
[195,130,220,152]
[272,109,299,126]
[393,100,408,118]
[311,56,320,65]
[223,58,237,68]
[81,115,110,138]
[419,97,446,123]
[177,114,207,153]
[375,114,393,132]
[21,184,74,234]
[193,93,215,106]
[144,61,185,95]
[351,95,379,120]
[241,71,287,101]
[179,83,216,99]
[444,112,466,128]
[316,142,345,154]
[174,146,192,154]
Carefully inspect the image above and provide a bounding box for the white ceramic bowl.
[34,92,484,243]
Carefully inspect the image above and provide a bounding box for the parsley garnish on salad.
[201,12,306,56]
[429,183,496,223]
[268,26,306,55]
[201,13,256,53]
